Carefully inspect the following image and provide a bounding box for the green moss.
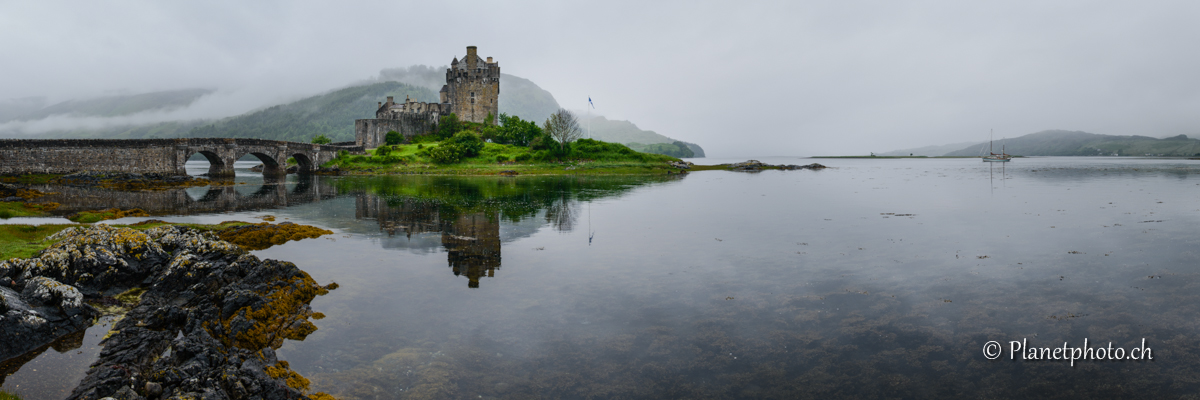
[0,174,61,185]
[0,390,22,400]
[67,208,151,223]
[0,201,60,219]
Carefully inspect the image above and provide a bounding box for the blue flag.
[589,97,594,109]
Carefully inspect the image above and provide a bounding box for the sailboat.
[982,130,1011,162]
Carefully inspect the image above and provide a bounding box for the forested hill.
[187,82,435,143]
[943,130,1200,157]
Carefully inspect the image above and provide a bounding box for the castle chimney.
[386,96,394,106]
[378,101,382,108]
[487,57,493,63]
[467,46,478,69]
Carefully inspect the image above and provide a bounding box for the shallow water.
[4,157,1200,399]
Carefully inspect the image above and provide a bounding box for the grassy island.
[324,112,685,176]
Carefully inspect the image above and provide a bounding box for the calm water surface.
[3,157,1199,399]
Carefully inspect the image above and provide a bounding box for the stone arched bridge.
[0,138,364,177]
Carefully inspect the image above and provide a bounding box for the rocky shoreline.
[0,225,336,400]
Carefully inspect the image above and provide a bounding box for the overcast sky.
[3,1,1199,156]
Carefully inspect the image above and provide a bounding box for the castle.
[355,46,500,148]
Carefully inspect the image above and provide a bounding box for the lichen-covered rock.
[0,224,335,400]
[216,222,334,251]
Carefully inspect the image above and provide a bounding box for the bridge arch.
[240,151,285,176]
[186,150,229,177]
[289,153,315,173]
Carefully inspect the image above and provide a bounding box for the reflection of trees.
[544,197,577,232]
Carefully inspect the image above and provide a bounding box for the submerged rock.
[726,160,827,171]
[0,224,336,400]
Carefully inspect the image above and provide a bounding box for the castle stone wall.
[356,113,437,148]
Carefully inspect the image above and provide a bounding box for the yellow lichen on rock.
[216,222,333,251]
[265,361,312,391]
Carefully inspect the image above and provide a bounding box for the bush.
[529,133,558,151]
[513,153,531,162]
[437,114,462,140]
[311,134,332,144]
[337,150,349,159]
[448,131,484,157]
[374,146,392,157]
[384,131,403,145]
[427,144,464,164]
[417,144,424,149]
[492,113,543,146]
[495,155,509,163]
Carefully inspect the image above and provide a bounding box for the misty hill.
[187,81,434,143]
[2,89,213,122]
[880,141,982,157]
[943,130,1200,157]
[379,66,561,123]
[0,97,48,122]
[579,115,705,157]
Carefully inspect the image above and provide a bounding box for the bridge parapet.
[0,138,361,177]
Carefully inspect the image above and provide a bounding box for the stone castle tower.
[356,46,499,148]
[441,46,499,124]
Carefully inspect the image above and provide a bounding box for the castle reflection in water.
[356,195,503,288]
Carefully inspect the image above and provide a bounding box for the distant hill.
[579,115,705,157]
[0,97,48,123]
[5,89,213,122]
[943,130,1200,157]
[187,81,434,143]
[880,141,982,157]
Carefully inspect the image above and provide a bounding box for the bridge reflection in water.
[32,174,340,216]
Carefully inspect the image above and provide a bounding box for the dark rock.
[727,160,827,171]
[0,225,334,400]
[249,164,265,173]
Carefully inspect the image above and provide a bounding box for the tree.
[384,131,403,145]
[494,113,542,146]
[311,134,332,144]
[437,114,461,140]
[543,109,582,153]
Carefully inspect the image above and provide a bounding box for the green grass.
[0,390,23,400]
[327,139,684,176]
[0,202,57,219]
